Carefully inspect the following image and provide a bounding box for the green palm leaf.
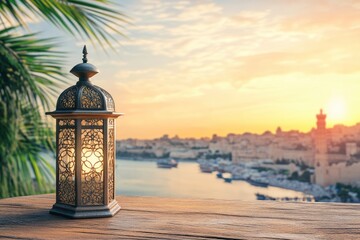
[0,0,128,48]
[0,27,63,197]
[0,1,128,198]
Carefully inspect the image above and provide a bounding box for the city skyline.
[119,110,360,140]
[29,0,360,139]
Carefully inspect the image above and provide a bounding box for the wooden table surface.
[0,194,359,239]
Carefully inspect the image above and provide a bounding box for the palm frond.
[0,0,129,49]
[0,99,56,198]
[0,1,128,198]
[0,26,64,198]
[0,27,65,108]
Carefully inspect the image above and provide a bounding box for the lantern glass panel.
[57,119,76,206]
[80,118,104,205]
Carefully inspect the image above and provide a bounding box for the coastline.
[116,156,197,162]
[116,157,356,202]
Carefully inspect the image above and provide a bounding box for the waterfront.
[116,159,305,201]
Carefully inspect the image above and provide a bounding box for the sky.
[32,0,360,139]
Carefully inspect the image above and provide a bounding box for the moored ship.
[157,159,178,168]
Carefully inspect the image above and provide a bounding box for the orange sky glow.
[41,0,360,139]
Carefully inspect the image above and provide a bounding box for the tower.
[316,109,327,153]
[314,109,330,186]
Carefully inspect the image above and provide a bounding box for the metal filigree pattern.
[80,86,103,109]
[99,87,115,110]
[81,128,104,205]
[58,87,77,109]
[58,128,76,205]
[59,119,75,126]
[108,127,115,201]
[81,119,103,126]
[109,119,114,127]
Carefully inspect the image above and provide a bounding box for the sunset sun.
[326,97,347,123]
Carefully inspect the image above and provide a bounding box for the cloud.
[280,1,360,33]
[109,0,360,138]
[123,0,360,85]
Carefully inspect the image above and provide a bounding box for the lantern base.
[49,200,121,219]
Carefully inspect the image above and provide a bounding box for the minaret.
[316,109,327,153]
[316,109,326,129]
[314,109,330,186]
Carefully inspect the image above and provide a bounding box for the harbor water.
[116,159,305,201]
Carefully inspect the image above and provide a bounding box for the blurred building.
[314,109,360,187]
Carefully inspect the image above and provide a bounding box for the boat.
[170,159,178,168]
[231,174,245,180]
[199,161,214,173]
[247,179,269,188]
[217,159,232,173]
[157,159,178,168]
[216,172,223,178]
[200,164,213,173]
[256,193,266,200]
[256,193,275,200]
[231,168,248,180]
[224,178,232,183]
[222,173,232,183]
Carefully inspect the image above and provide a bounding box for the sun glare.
[326,97,347,123]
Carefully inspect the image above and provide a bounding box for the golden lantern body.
[46,46,121,218]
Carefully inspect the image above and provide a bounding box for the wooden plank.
[0,194,359,239]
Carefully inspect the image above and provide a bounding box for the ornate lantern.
[46,46,122,218]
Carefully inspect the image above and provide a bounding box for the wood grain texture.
[0,194,359,239]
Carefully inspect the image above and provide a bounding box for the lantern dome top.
[54,45,115,112]
[55,83,115,111]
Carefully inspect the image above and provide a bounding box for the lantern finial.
[82,45,88,63]
[70,45,99,80]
